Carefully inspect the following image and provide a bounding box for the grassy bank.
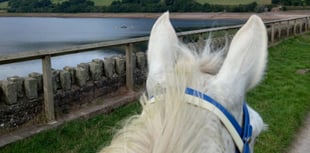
[0,1,8,11]
[1,33,310,153]
[0,102,142,153]
[248,32,310,153]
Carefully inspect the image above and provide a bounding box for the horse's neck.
[144,95,236,153]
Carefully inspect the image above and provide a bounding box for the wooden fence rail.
[0,15,309,122]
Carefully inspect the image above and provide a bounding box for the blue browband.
[185,87,252,153]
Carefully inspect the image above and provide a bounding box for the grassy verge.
[1,33,310,153]
[248,33,310,153]
[0,102,142,153]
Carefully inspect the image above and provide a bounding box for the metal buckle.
[243,136,252,144]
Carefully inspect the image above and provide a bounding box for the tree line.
[7,0,272,13]
[8,0,95,13]
[105,0,268,12]
[272,0,310,6]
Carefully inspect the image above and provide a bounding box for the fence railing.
[0,15,309,122]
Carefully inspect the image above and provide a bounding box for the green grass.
[0,1,8,12]
[195,0,271,5]
[51,0,67,4]
[0,102,142,153]
[92,0,114,6]
[1,33,310,153]
[0,1,8,9]
[247,33,310,153]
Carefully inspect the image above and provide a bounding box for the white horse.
[100,12,267,153]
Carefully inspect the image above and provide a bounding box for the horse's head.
[146,12,267,153]
[101,12,267,153]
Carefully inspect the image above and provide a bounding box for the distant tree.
[272,0,281,4]
[108,1,122,12]
[122,0,141,3]
[272,0,309,5]
[164,0,175,6]
[147,0,160,3]
[143,3,166,12]
[245,2,258,11]
[8,0,53,12]
[54,0,95,12]
[140,0,160,5]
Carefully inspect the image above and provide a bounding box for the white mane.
[100,12,267,153]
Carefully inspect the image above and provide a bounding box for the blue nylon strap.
[185,87,242,135]
[185,87,252,153]
[242,103,252,153]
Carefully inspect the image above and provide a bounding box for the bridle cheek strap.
[147,88,252,153]
[185,88,252,153]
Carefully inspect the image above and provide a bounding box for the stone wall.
[0,35,230,128]
[0,52,147,128]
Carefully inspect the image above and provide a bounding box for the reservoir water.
[0,17,244,79]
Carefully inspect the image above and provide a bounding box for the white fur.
[100,12,267,153]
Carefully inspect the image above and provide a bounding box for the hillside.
[0,2,8,12]
[0,0,115,9]
[2,0,272,13]
[50,0,271,6]
[0,0,272,12]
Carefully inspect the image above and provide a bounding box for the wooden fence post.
[42,55,55,122]
[287,20,290,37]
[294,19,297,35]
[308,17,310,31]
[179,36,184,42]
[198,33,204,49]
[198,33,204,42]
[301,18,305,33]
[271,23,275,44]
[125,43,134,91]
[277,22,281,40]
[306,17,308,31]
[299,19,303,33]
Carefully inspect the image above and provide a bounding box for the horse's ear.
[146,12,179,95]
[215,15,268,92]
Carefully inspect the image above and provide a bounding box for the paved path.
[287,113,310,153]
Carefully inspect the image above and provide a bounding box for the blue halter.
[185,87,252,153]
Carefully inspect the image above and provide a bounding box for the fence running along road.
[0,15,309,122]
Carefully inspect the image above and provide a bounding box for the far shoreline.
[0,11,309,21]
